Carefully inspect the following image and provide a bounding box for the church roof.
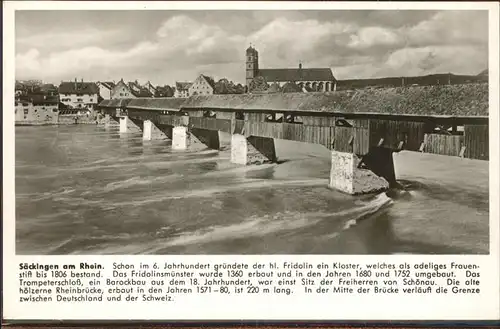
[259,68,335,83]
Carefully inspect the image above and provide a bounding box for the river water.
[15,125,489,255]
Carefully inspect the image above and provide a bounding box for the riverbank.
[15,117,104,126]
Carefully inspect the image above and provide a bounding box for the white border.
[3,1,500,321]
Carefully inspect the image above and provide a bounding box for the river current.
[15,125,489,255]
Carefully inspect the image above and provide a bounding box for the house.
[174,82,192,98]
[15,93,59,124]
[155,85,175,97]
[111,79,154,99]
[39,83,58,96]
[58,79,99,114]
[97,81,115,100]
[245,45,337,93]
[188,75,216,96]
[128,80,154,97]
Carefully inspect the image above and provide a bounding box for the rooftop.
[259,68,336,83]
[59,81,99,95]
[127,98,187,111]
[180,83,488,118]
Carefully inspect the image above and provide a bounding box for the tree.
[249,76,269,93]
[214,78,231,94]
[214,78,245,94]
[155,85,175,97]
[267,82,282,93]
[234,83,245,94]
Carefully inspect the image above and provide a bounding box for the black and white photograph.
[14,8,490,256]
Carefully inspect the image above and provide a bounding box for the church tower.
[245,45,259,87]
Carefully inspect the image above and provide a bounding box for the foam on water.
[137,192,393,253]
[15,126,490,255]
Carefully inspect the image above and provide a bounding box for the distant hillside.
[477,69,488,77]
[336,73,488,91]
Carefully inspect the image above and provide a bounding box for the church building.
[245,45,337,93]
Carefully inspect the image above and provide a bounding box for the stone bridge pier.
[171,126,220,151]
[142,120,172,141]
[119,116,142,134]
[328,148,395,195]
[230,134,277,165]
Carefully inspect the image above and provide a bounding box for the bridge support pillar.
[143,120,169,141]
[329,149,391,195]
[172,126,206,150]
[119,116,141,134]
[231,134,276,165]
[190,128,220,150]
[172,126,188,150]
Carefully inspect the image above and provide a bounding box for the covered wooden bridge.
[98,83,488,194]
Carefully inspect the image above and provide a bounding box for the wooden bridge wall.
[464,124,489,160]
[283,124,334,149]
[334,127,369,155]
[369,119,426,151]
[301,116,336,127]
[157,115,189,127]
[124,107,489,160]
[234,121,334,149]
[189,117,232,134]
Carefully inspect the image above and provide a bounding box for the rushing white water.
[15,125,489,255]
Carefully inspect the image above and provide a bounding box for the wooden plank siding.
[234,119,245,134]
[157,114,189,127]
[128,109,160,122]
[187,110,204,117]
[301,116,336,127]
[334,127,369,155]
[369,119,426,151]
[128,110,188,128]
[189,117,232,133]
[282,124,334,149]
[464,124,489,160]
[244,122,283,139]
[246,112,269,122]
[214,111,235,120]
[423,134,463,157]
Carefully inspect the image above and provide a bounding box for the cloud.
[15,10,489,84]
[348,26,403,50]
[381,45,487,76]
[16,28,120,53]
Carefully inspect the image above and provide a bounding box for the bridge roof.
[127,98,187,111]
[181,83,488,118]
[98,98,132,108]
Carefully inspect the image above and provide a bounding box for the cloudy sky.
[15,10,488,86]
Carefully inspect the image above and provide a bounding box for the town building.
[39,83,58,96]
[174,82,192,98]
[155,85,175,97]
[15,93,59,124]
[58,79,99,114]
[97,81,115,100]
[188,75,216,96]
[111,79,154,99]
[245,45,337,93]
[144,81,157,96]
